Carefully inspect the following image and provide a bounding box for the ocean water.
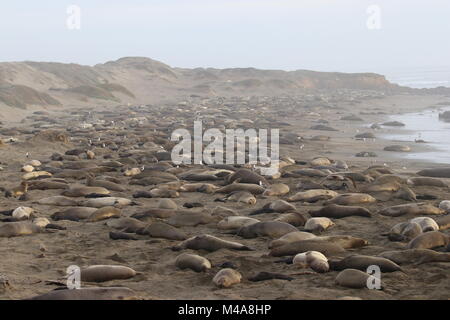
[382,66,450,89]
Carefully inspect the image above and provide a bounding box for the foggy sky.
[1,0,449,74]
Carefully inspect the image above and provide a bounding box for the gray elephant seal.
[36,196,79,206]
[329,255,402,272]
[269,231,317,249]
[107,217,147,233]
[213,268,242,288]
[237,221,298,239]
[87,206,121,222]
[378,203,444,217]
[250,200,296,215]
[139,222,187,240]
[28,287,137,300]
[0,221,43,237]
[172,234,252,252]
[167,211,213,227]
[335,269,373,289]
[407,231,449,249]
[175,253,211,272]
[387,222,422,241]
[407,177,448,187]
[417,167,450,178]
[310,204,372,218]
[225,168,269,186]
[326,193,376,205]
[269,239,345,257]
[81,265,136,282]
[378,249,450,265]
[215,183,266,195]
[51,207,98,221]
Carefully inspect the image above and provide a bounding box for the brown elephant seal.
[86,174,126,192]
[215,183,266,195]
[378,203,444,217]
[407,177,448,187]
[5,181,28,198]
[309,204,371,218]
[175,253,211,272]
[250,200,296,215]
[87,206,121,222]
[157,198,178,210]
[36,196,79,206]
[287,189,338,203]
[269,231,317,249]
[384,145,411,152]
[179,183,219,193]
[434,214,450,230]
[81,265,136,282]
[269,239,345,257]
[213,268,242,288]
[211,206,238,217]
[314,235,369,249]
[326,193,376,205]
[225,168,269,186]
[62,186,110,197]
[236,221,298,239]
[131,208,177,220]
[407,231,449,249]
[139,222,187,240]
[28,287,137,300]
[167,210,213,227]
[262,183,290,196]
[387,222,422,241]
[81,197,134,208]
[378,249,450,265]
[362,181,401,193]
[304,217,334,233]
[393,186,417,201]
[223,191,256,205]
[172,234,252,252]
[0,221,43,237]
[417,167,450,178]
[275,212,307,226]
[329,255,402,272]
[217,216,260,230]
[293,250,329,273]
[374,174,407,185]
[28,180,68,190]
[106,217,147,233]
[22,171,52,180]
[51,207,97,221]
[335,269,372,289]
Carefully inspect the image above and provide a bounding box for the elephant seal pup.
[417,167,450,178]
[12,207,33,220]
[80,265,136,282]
[214,183,266,195]
[36,196,79,206]
[275,212,307,227]
[172,234,252,252]
[51,207,97,221]
[28,180,68,190]
[434,214,450,230]
[326,193,376,206]
[438,200,450,214]
[250,200,297,215]
[269,231,317,249]
[87,207,121,222]
[379,249,450,265]
[139,222,187,240]
[175,253,211,272]
[314,235,368,249]
[304,217,334,233]
[236,221,298,239]
[158,199,178,210]
[293,251,329,273]
[217,216,260,230]
[106,217,147,233]
[62,186,110,197]
[225,168,269,186]
[410,217,439,232]
[378,203,444,217]
[329,255,402,273]
[262,183,290,197]
[335,269,373,289]
[213,268,242,288]
[287,190,338,203]
[167,211,213,227]
[269,239,345,257]
[407,177,448,187]
[223,191,256,205]
[309,204,371,219]
[393,186,417,201]
[407,231,449,249]
[374,174,407,185]
[28,287,137,300]
[0,221,43,237]
[387,222,422,241]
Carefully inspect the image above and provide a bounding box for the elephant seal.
[237,221,298,239]
[407,231,449,249]
[172,234,252,252]
[393,186,417,201]
[287,190,338,203]
[378,249,450,265]
[362,181,401,193]
[387,222,422,241]
[87,207,121,222]
[326,193,376,205]
[180,183,219,193]
[157,198,178,210]
[329,255,402,272]
[384,145,411,152]
[51,207,97,221]
[0,221,43,237]
[378,203,444,217]
[211,206,238,218]
[81,265,136,282]
[223,191,256,205]
[269,231,317,249]
[314,235,368,249]
[86,174,126,192]
[28,287,137,300]
[167,211,213,227]
[417,167,450,178]
[5,181,28,198]
[213,268,242,288]
[269,239,345,257]
[309,204,371,218]
[335,269,372,289]
[28,180,68,190]
[293,251,329,273]
[36,196,79,206]
[410,217,439,232]
[304,217,334,233]
[438,200,450,214]
[139,222,187,240]
[217,216,260,230]
[106,217,147,233]
[215,183,265,195]
[81,197,134,208]
[225,168,269,186]
[275,212,307,226]
[250,200,296,215]
[262,183,290,196]
[12,207,33,220]
[407,177,448,187]
[434,214,450,230]
[175,253,211,272]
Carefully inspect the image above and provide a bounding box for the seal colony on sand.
[0,92,449,300]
